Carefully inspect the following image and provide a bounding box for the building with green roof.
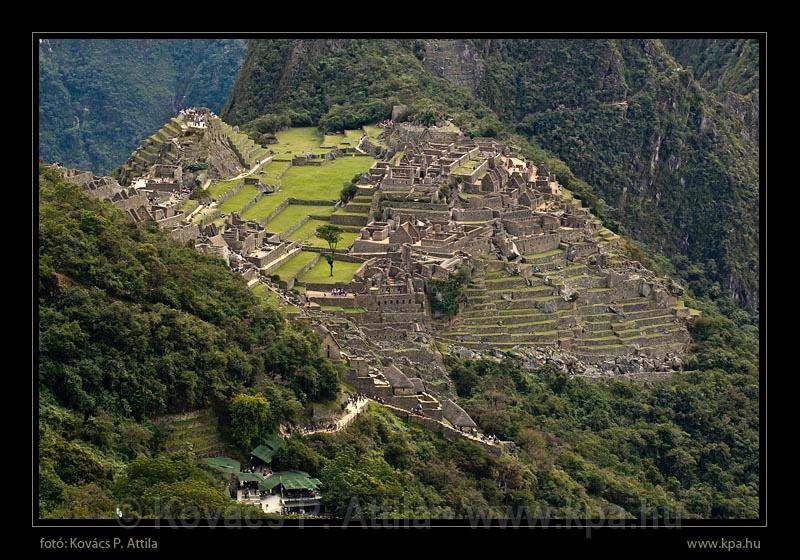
[249,433,284,465]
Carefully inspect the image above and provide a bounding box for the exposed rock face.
[420,39,485,93]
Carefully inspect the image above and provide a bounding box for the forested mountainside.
[223,38,759,310]
[663,39,759,97]
[38,39,247,175]
[663,38,760,149]
[38,165,759,519]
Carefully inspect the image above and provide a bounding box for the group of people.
[345,393,368,407]
[241,463,272,476]
[329,287,348,296]
[409,404,426,417]
[297,421,338,434]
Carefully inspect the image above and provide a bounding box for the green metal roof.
[250,433,284,464]
[264,470,321,491]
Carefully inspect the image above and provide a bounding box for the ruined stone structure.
[55,119,698,451]
[294,122,695,399]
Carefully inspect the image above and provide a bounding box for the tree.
[315,224,343,277]
[229,393,270,448]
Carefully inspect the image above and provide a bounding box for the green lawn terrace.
[269,127,328,160]
[219,183,259,214]
[279,156,376,199]
[264,204,335,232]
[262,205,359,250]
[271,250,320,288]
[270,249,363,291]
[238,156,377,224]
[250,282,299,314]
[253,160,291,184]
[321,129,364,150]
[299,258,362,285]
[207,178,242,200]
[285,219,360,249]
[362,124,388,149]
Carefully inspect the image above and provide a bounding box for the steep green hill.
[37,166,334,517]
[38,38,247,174]
[223,38,759,309]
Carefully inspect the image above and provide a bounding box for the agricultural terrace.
[219,184,259,214]
[272,251,318,283]
[279,156,375,200]
[299,258,363,285]
[239,155,375,224]
[264,205,335,233]
[286,219,360,248]
[207,179,241,200]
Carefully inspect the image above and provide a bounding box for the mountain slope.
[38,39,247,174]
[461,39,759,309]
[223,38,759,309]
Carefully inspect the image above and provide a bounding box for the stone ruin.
[290,122,697,390]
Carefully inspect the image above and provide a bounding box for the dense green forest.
[223,38,759,310]
[663,38,759,98]
[38,166,338,517]
[38,166,759,519]
[38,39,247,174]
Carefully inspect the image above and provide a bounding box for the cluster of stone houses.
[291,123,692,417]
[57,119,693,454]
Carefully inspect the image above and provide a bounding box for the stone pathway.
[287,397,370,437]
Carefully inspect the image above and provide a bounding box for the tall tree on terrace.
[315,224,343,277]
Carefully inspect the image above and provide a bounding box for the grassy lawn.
[256,161,291,182]
[207,179,241,200]
[237,157,375,222]
[219,184,259,214]
[286,219,334,244]
[302,230,359,249]
[180,198,199,212]
[272,127,325,156]
[265,205,335,233]
[272,251,319,282]
[323,129,362,148]
[363,124,387,147]
[241,195,288,223]
[191,207,220,225]
[299,258,363,284]
[280,156,376,200]
[251,283,299,313]
[287,219,359,249]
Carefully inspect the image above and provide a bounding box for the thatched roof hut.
[442,399,477,429]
